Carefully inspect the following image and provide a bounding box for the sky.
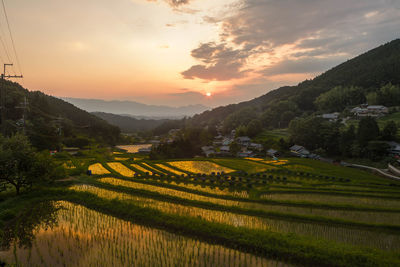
[2,0,400,107]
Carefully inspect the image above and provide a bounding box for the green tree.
[315,86,366,112]
[229,141,241,156]
[382,120,398,141]
[376,83,400,106]
[340,125,356,156]
[357,117,380,146]
[246,119,262,137]
[0,134,62,195]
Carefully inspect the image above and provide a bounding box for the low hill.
[92,112,169,133]
[188,39,400,131]
[0,80,120,150]
[63,97,209,118]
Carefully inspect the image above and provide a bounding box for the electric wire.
[1,0,22,76]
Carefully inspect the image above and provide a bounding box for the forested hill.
[92,112,169,133]
[0,80,120,150]
[188,38,400,132]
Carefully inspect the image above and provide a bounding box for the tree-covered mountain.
[186,39,400,132]
[0,80,120,150]
[92,112,170,133]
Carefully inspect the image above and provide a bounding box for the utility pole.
[0,63,23,135]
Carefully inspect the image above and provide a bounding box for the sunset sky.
[3,0,400,107]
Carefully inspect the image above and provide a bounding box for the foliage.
[0,79,120,150]
[93,112,170,133]
[149,127,213,159]
[315,86,366,112]
[0,134,64,195]
[382,120,398,141]
[357,117,380,146]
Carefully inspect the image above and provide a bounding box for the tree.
[382,120,398,141]
[246,119,262,137]
[0,134,62,195]
[357,117,380,146]
[229,141,241,156]
[315,86,366,112]
[340,125,356,156]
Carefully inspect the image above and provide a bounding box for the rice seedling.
[141,163,167,175]
[98,178,400,226]
[263,160,288,166]
[130,164,153,175]
[68,185,400,251]
[245,157,265,161]
[261,193,400,209]
[114,157,129,161]
[116,144,152,153]
[155,164,187,176]
[284,164,314,171]
[97,178,243,206]
[212,158,275,173]
[168,161,235,174]
[0,201,285,266]
[107,162,135,177]
[88,163,110,175]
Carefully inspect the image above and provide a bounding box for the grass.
[254,129,289,142]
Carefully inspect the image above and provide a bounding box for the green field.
[1,155,400,266]
[254,128,290,142]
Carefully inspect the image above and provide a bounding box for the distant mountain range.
[92,112,170,133]
[62,98,209,118]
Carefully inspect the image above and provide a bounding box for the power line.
[1,0,22,76]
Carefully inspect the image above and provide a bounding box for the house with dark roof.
[290,145,310,157]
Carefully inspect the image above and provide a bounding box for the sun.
[206,92,212,97]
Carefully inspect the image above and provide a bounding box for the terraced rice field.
[0,201,284,267]
[141,163,167,175]
[97,178,400,225]
[88,163,110,175]
[5,157,400,266]
[261,193,400,209]
[70,185,400,251]
[116,144,152,153]
[168,161,235,174]
[114,157,129,161]
[155,163,187,176]
[212,158,276,173]
[107,162,135,177]
[131,164,153,175]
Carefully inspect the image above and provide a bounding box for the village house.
[222,137,234,146]
[236,136,251,146]
[267,148,279,158]
[351,105,389,117]
[320,112,340,121]
[386,141,400,156]
[201,146,215,157]
[290,145,310,158]
[249,143,263,151]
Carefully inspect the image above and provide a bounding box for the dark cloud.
[167,0,190,7]
[146,0,194,10]
[181,42,251,80]
[183,0,400,82]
